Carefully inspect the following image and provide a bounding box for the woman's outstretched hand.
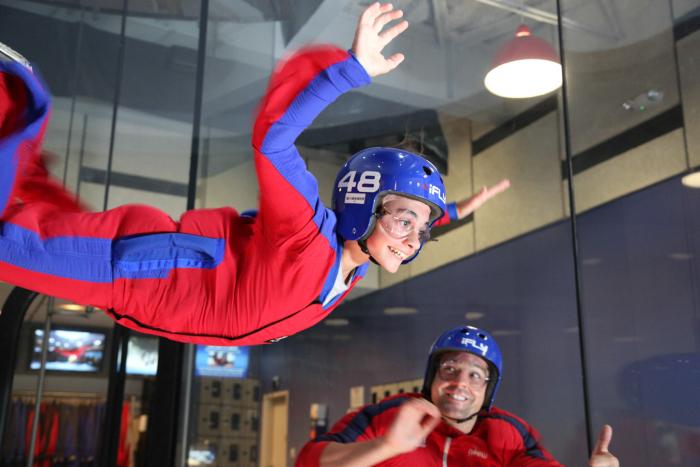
[455,179,511,219]
[351,2,408,78]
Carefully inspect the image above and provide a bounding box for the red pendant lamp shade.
[484,24,562,99]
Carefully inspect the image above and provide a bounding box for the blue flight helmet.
[421,325,503,412]
[332,147,447,263]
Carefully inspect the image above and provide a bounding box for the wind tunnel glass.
[376,208,432,243]
[437,361,490,390]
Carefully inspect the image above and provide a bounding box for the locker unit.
[199,377,225,405]
[195,378,261,442]
[222,379,260,407]
[197,404,224,437]
[370,378,424,405]
[217,436,258,467]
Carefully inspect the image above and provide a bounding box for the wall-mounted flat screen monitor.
[195,345,249,378]
[29,328,106,372]
[126,335,159,376]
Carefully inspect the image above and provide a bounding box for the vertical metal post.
[26,297,54,467]
[102,0,130,211]
[555,0,593,453]
[168,0,210,463]
[75,114,88,200]
[177,344,196,466]
[146,340,185,465]
[0,288,37,444]
[61,7,86,188]
[668,0,691,171]
[98,324,130,467]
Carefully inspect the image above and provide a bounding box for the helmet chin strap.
[358,216,381,265]
[443,411,479,424]
[357,238,379,265]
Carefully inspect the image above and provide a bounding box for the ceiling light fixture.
[491,329,522,337]
[668,252,692,261]
[682,171,700,188]
[383,306,418,316]
[484,24,562,99]
[464,311,485,321]
[324,318,349,327]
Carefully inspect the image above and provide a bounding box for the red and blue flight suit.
[296,393,563,467]
[0,45,457,346]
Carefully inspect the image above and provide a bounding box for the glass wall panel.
[575,177,700,466]
[565,0,700,466]
[0,0,194,463]
[192,0,584,465]
[0,0,125,461]
[111,4,200,466]
[188,3,273,465]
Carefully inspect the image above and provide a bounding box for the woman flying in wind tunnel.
[0,3,509,345]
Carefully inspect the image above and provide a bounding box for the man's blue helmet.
[422,325,503,411]
[332,147,447,263]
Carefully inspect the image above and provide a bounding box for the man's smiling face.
[430,351,489,421]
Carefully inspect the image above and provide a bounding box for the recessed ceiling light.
[682,172,700,188]
[491,329,521,337]
[324,318,349,327]
[464,311,485,320]
[383,307,418,316]
[59,304,85,312]
[668,253,692,261]
[612,336,642,344]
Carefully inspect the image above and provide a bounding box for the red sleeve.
[479,408,564,467]
[295,396,409,466]
[432,201,458,227]
[15,152,85,212]
[252,45,370,245]
[295,407,380,466]
[295,439,330,467]
[0,61,77,218]
[432,211,451,227]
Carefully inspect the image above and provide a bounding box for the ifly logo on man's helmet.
[332,147,447,262]
[460,336,489,356]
